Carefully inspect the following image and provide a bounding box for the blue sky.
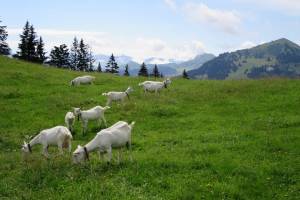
[1,0,300,62]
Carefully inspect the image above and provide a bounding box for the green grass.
[0,55,299,199]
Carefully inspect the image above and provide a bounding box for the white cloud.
[183,2,241,34]
[237,0,300,15]
[239,41,256,49]
[164,0,177,11]
[7,28,206,63]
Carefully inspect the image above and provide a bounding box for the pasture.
[0,55,299,199]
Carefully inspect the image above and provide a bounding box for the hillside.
[188,38,300,79]
[0,56,299,199]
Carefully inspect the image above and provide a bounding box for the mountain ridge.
[188,38,300,79]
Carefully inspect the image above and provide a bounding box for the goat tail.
[102,92,108,96]
[65,128,73,140]
[138,82,143,86]
[129,121,135,129]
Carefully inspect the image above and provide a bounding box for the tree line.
[0,19,189,78]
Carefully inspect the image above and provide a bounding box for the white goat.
[138,78,171,94]
[21,126,73,158]
[73,106,110,135]
[102,87,134,106]
[65,111,75,133]
[70,75,95,86]
[72,121,135,164]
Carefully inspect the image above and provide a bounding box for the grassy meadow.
[0,55,299,199]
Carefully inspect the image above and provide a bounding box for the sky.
[1,0,300,62]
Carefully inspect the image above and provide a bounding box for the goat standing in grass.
[21,126,72,158]
[72,121,135,164]
[70,75,95,86]
[73,106,110,135]
[138,78,171,94]
[102,86,133,106]
[65,111,75,133]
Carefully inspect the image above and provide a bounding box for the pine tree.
[70,37,79,70]
[182,69,189,79]
[17,21,30,59]
[138,62,148,77]
[0,19,10,55]
[49,44,70,68]
[77,38,89,71]
[16,21,38,61]
[36,36,46,63]
[152,64,160,78]
[105,54,119,74]
[97,62,102,72]
[160,73,164,78]
[87,48,95,72]
[124,64,130,76]
[27,25,38,61]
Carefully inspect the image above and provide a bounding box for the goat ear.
[77,145,82,148]
[23,141,27,145]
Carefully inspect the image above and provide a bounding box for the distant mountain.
[94,53,215,76]
[175,53,215,72]
[144,57,184,65]
[188,38,300,79]
[94,54,133,65]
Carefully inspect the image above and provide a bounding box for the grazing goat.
[70,75,95,86]
[72,121,135,164]
[65,111,75,133]
[102,86,134,106]
[21,126,72,158]
[138,78,171,94]
[73,106,110,135]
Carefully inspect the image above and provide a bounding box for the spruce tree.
[153,64,160,77]
[97,62,102,72]
[17,21,30,59]
[27,25,38,61]
[124,64,130,76]
[87,48,95,72]
[49,44,70,68]
[105,54,119,74]
[0,19,10,55]
[16,21,38,61]
[77,39,89,71]
[160,73,164,78]
[138,62,148,77]
[70,37,79,70]
[36,36,46,63]
[182,69,189,79]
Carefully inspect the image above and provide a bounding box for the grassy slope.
[0,56,299,199]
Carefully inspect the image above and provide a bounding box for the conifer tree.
[17,21,30,59]
[97,62,102,72]
[138,62,148,77]
[36,36,46,63]
[105,54,119,74]
[16,21,38,61]
[27,25,38,61]
[0,19,10,55]
[87,48,95,72]
[182,69,189,79]
[49,44,70,68]
[124,64,130,76]
[70,37,79,70]
[77,38,89,71]
[152,64,160,77]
